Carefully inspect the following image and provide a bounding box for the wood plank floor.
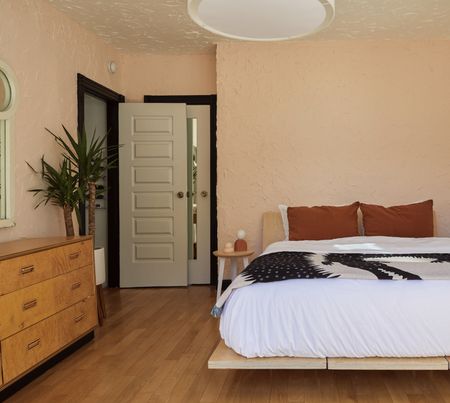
[7,286,450,402]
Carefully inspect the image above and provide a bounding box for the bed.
[208,212,450,370]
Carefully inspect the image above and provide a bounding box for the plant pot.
[94,247,106,286]
[94,247,107,325]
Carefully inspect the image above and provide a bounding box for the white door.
[119,103,188,287]
[187,105,211,284]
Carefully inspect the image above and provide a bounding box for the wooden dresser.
[0,236,97,388]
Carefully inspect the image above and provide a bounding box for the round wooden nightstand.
[213,250,254,301]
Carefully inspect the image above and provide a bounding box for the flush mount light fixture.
[187,0,335,41]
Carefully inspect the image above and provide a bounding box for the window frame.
[0,60,17,228]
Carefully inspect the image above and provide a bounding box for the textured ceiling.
[47,0,450,54]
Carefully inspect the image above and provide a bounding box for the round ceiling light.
[187,0,335,41]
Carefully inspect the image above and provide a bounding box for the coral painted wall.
[121,53,216,101]
[0,0,216,242]
[0,0,123,241]
[4,0,450,264]
[216,41,450,254]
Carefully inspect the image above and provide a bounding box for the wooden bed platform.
[210,212,450,371]
[208,341,450,370]
[209,341,326,369]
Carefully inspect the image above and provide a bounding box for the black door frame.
[144,95,218,286]
[77,74,124,287]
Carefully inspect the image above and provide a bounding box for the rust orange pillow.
[287,202,360,241]
[360,200,434,237]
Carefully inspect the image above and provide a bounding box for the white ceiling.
[47,0,450,54]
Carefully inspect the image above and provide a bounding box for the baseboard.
[0,331,95,401]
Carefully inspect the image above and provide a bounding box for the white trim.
[4,118,15,225]
[0,60,18,119]
[0,60,17,227]
[0,219,16,229]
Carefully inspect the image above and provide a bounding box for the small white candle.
[224,242,234,253]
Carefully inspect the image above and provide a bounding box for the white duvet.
[219,236,450,358]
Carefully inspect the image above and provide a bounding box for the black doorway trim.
[144,95,218,286]
[77,74,124,288]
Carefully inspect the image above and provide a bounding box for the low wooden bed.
[208,211,450,370]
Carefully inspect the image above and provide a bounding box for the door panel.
[119,103,187,287]
[134,142,173,159]
[134,217,173,236]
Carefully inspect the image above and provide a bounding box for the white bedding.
[219,236,450,358]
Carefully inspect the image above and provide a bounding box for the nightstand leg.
[230,257,238,280]
[217,257,225,301]
[243,256,249,269]
[230,257,237,281]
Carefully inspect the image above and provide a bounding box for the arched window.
[0,60,17,227]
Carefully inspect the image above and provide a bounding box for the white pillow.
[278,204,289,240]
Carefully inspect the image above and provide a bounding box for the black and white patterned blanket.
[211,251,450,317]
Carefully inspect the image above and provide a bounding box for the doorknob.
[200,191,208,198]
[177,191,184,199]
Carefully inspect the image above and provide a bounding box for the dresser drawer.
[0,239,93,296]
[0,248,66,296]
[54,265,95,309]
[1,297,97,384]
[0,266,95,339]
[62,240,93,271]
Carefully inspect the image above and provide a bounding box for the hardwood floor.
[7,286,450,402]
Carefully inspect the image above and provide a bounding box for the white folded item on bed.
[220,236,450,358]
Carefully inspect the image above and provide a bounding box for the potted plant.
[28,157,81,236]
[46,125,119,238]
[45,125,120,326]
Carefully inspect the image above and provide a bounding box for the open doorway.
[77,74,124,287]
[84,93,108,283]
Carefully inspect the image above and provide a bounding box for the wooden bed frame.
[209,211,450,370]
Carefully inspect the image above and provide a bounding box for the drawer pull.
[74,313,86,323]
[20,265,35,275]
[27,338,41,350]
[69,252,80,260]
[71,281,81,290]
[23,299,37,310]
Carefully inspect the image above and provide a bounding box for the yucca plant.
[46,125,120,238]
[28,157,81,237]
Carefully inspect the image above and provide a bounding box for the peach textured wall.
[0,0,122,241]
[217,41,450,255]
[121,53,216,102]
[0,0,216,243]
